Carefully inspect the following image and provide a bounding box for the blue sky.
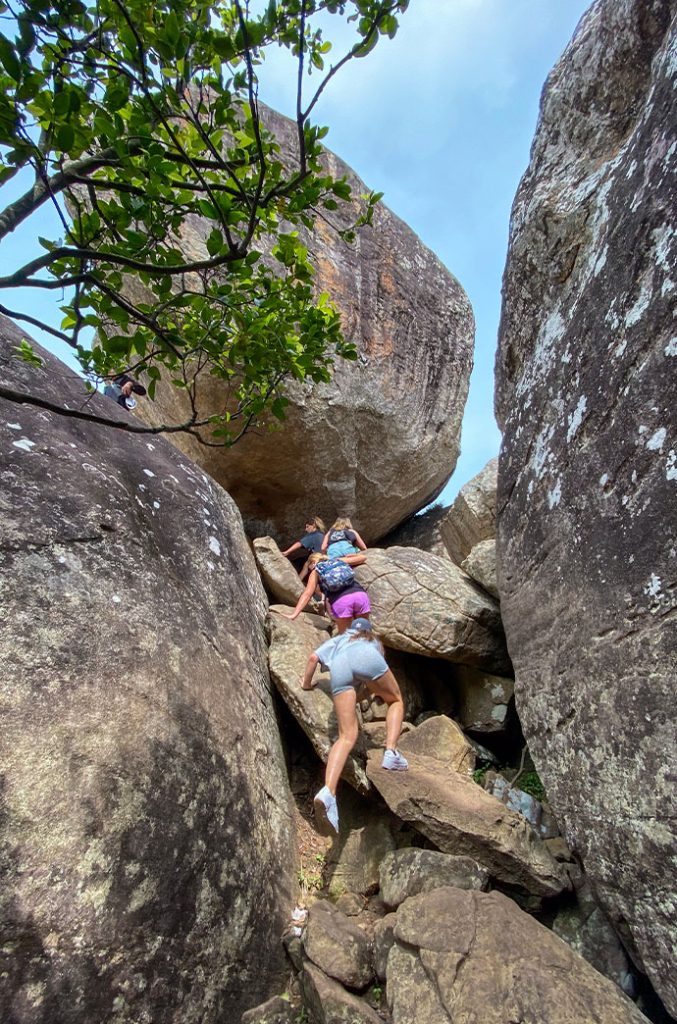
[1,0,591,504]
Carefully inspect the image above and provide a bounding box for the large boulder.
[366,750,568,898]
[353,547,510,674]
[137,107,474,544]
[494,0,677,1012]
[386,888,650,1024]
[439,457,498,564]
[266,609,370,793]
[0,319,297,1024]
[253,536,305,605]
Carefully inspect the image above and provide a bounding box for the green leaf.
[56,124,75,151]
[14,339,44,367]
[0,36,20,80]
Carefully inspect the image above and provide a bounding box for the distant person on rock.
[322,517,367,558]
[103,374,147,410]
[283,552,370,633]
[300,618,408,834]
[281,517,326,580]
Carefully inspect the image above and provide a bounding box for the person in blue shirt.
[321,517,368,558]
[281,517,327,580]
[299,618,408,835]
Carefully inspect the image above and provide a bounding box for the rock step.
[366,749,569,897]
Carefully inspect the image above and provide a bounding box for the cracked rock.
[353,547,510,674]
[386,888,650,1024]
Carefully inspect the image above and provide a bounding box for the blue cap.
[351,618,372,632]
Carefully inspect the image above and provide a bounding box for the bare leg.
[334,617,354,635]
[325,689,359,794]
[367,669,404,750]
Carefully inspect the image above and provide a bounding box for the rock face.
[386,888,650,1024]
[138,107,474,544]
[494,0,677,1012]
[353,547,510,674]
[439,457,497,564]
[324,787,397,898]
[300,963,381,1024]
[366,751,568,897]
[381,504,450,559]
[0,320,296,1024]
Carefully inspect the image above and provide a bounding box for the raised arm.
[340,553,367,568]
[352,531,368,551]
[281,540,303,558]
[302,653,320,690]
[283,570,319,620]
[320,531,330,552]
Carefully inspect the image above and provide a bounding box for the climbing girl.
[321,517,367,559]
[283,552,370,633]
[280,517,327,580]
[300,618,408,834]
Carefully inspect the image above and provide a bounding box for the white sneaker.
[382,749,409,771]
[313,785,339,834]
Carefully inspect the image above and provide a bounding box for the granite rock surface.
[495,0,677,1011]
[354,547,510,674]
[0,319,297,1024]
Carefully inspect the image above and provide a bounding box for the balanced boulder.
[138,107,474,543]
[303,900,373,990]
[495,0,677,1010]
[397,715,476,776]
[253,536,305,605]
[460,538,498,598]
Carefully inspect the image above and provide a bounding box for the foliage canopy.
[0,0,408,441]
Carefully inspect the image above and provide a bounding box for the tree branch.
[0,384,215,435]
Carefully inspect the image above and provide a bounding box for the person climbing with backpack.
[282,552,370,633]
[299,617,408,834]
[321,517,367,558]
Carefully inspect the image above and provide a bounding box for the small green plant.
[518,770,546,801]
[297,868,323,892]
[472,765,490,786]
[371,984,383,1003]
[294,1008,308,1024]
[314,853,325,864]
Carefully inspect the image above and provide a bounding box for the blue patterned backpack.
[315,558,355,593]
